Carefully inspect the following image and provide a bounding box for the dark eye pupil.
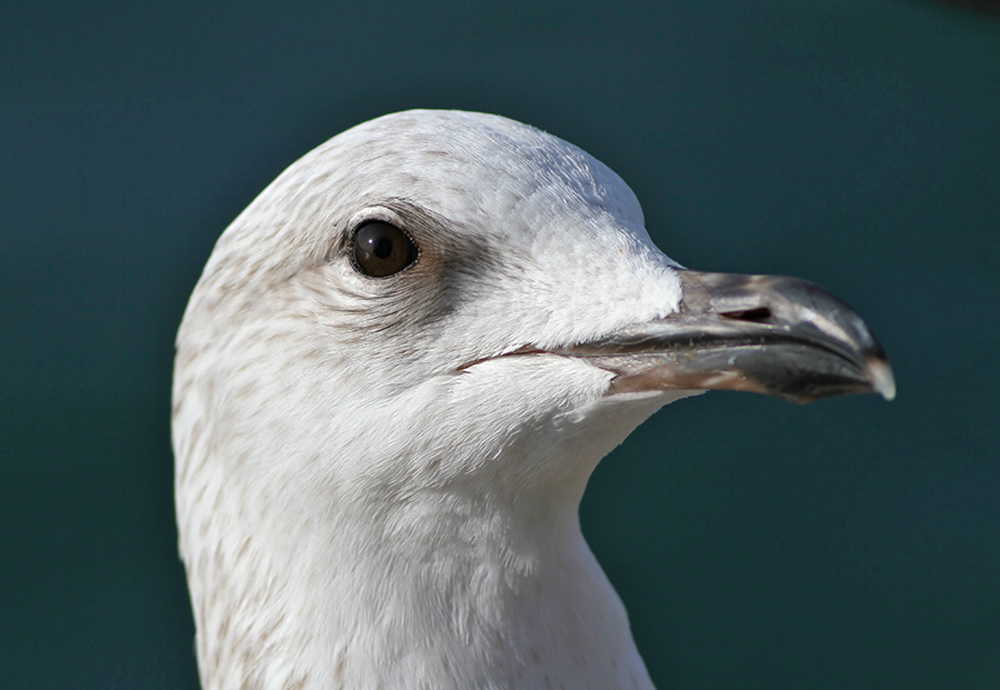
[352,221,418,277]
[372,236,393,259]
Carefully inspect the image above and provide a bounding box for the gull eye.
[351,222,418,277]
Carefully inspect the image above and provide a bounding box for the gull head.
[172,109,893,690]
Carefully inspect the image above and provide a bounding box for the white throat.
[175,353,687,689]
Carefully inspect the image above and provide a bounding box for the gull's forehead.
[303,110,651,249]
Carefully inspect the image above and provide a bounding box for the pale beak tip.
[867,357,896,402]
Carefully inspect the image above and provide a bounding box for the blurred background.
[2,1,998,688]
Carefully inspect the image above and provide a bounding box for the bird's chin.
[602,384,707,406]
[585,353,754,396]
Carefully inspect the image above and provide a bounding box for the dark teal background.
[2,1,998,688]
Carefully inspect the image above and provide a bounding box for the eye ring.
[350,221,418,277]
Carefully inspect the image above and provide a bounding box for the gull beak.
[565,271,895,404]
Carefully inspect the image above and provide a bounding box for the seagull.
[172,109,894,690]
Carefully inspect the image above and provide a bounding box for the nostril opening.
[721,306,772,323]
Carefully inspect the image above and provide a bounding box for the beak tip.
[867,357,896,402]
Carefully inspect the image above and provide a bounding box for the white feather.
[173,109,697,690]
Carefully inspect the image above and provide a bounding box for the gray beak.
[565,271,895,404]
